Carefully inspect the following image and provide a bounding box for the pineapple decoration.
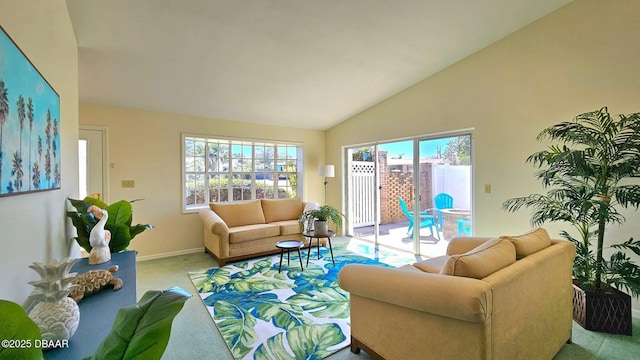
[27,258,80,345]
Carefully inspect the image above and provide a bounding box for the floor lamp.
[317,164,335,205]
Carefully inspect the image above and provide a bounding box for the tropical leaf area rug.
[189,240,418,360]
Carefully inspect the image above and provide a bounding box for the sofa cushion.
[500,227,551,259]
[210,200,266,228]
[228,224,280,244]
[262,198,304,223]
[440,238,516,279]
[271,220,302,236]
[413,256,449,273]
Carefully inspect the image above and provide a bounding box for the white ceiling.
[66,0,572,130]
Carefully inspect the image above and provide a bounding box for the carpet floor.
[136,237,640,360]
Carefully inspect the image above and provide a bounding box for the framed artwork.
[0,25,60,197]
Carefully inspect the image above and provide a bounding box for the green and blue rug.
[189,240,418,360]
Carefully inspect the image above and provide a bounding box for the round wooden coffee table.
[304,230,336,265]
[275,240,304,272]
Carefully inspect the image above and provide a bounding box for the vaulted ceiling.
[66,0,572,130]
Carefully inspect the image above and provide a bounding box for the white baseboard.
[136,247,204,261]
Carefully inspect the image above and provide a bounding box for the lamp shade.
[318,164,335,178]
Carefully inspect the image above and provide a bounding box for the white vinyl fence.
[351,161,376,227]
[432,164,471,209]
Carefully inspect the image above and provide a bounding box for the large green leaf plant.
[67,197,153,253]
[0,287,190,360]
[503,107,640,297]
[0,300,43,360]
[85,287,191,360]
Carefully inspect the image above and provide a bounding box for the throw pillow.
[261,198,304,223]
[210,200,266,228]
[500,227,551,259]
[440,238,516,279]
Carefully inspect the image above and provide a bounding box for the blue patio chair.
[458,218,471,237]
[398,197,440,239]
[433,193,454,231]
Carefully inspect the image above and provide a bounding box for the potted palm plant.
[503,106,640,335]
[299,205,345,235]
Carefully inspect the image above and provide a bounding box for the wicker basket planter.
[572,282,632,335]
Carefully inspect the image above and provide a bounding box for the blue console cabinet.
[43,250,137,360]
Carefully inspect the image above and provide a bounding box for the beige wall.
[0,0,79,303]
[79,102,326,259]
[327,0,640,310]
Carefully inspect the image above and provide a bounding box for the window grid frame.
[182,134,302,211]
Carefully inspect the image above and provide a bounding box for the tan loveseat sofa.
[339,228,576,360]
[199,198,318,265]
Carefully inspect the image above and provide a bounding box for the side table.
[304,230,335,265]
[275,240,304,272]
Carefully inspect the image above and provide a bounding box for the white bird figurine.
[88,205,111,264]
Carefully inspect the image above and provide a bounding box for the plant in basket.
[503,106,640,335]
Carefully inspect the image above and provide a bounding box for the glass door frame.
[416,131,474,254]
[343,130,474,256]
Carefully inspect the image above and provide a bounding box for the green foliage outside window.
[443,136,471,165]
[184,135,300,207]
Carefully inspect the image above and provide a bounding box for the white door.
[79,127,107,201]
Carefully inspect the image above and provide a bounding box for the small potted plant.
[299,205,345,235]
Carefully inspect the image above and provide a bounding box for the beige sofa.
[339,228,576,360]
[199,198,318,265]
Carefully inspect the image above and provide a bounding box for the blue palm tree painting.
[0,26,60,197]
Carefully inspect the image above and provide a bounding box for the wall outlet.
[121,180,135,188]
[484,184,491,194]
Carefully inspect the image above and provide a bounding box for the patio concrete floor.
[350,220,452,259]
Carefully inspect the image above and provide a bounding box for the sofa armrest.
[199,209,231,260]
[446,236,495,255]
[199,209,230,236]
[339,264,491,323]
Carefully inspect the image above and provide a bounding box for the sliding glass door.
[417,135,472,255]
[377,140,418,253]
[345,133,472,258]
[346,140,420,254]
